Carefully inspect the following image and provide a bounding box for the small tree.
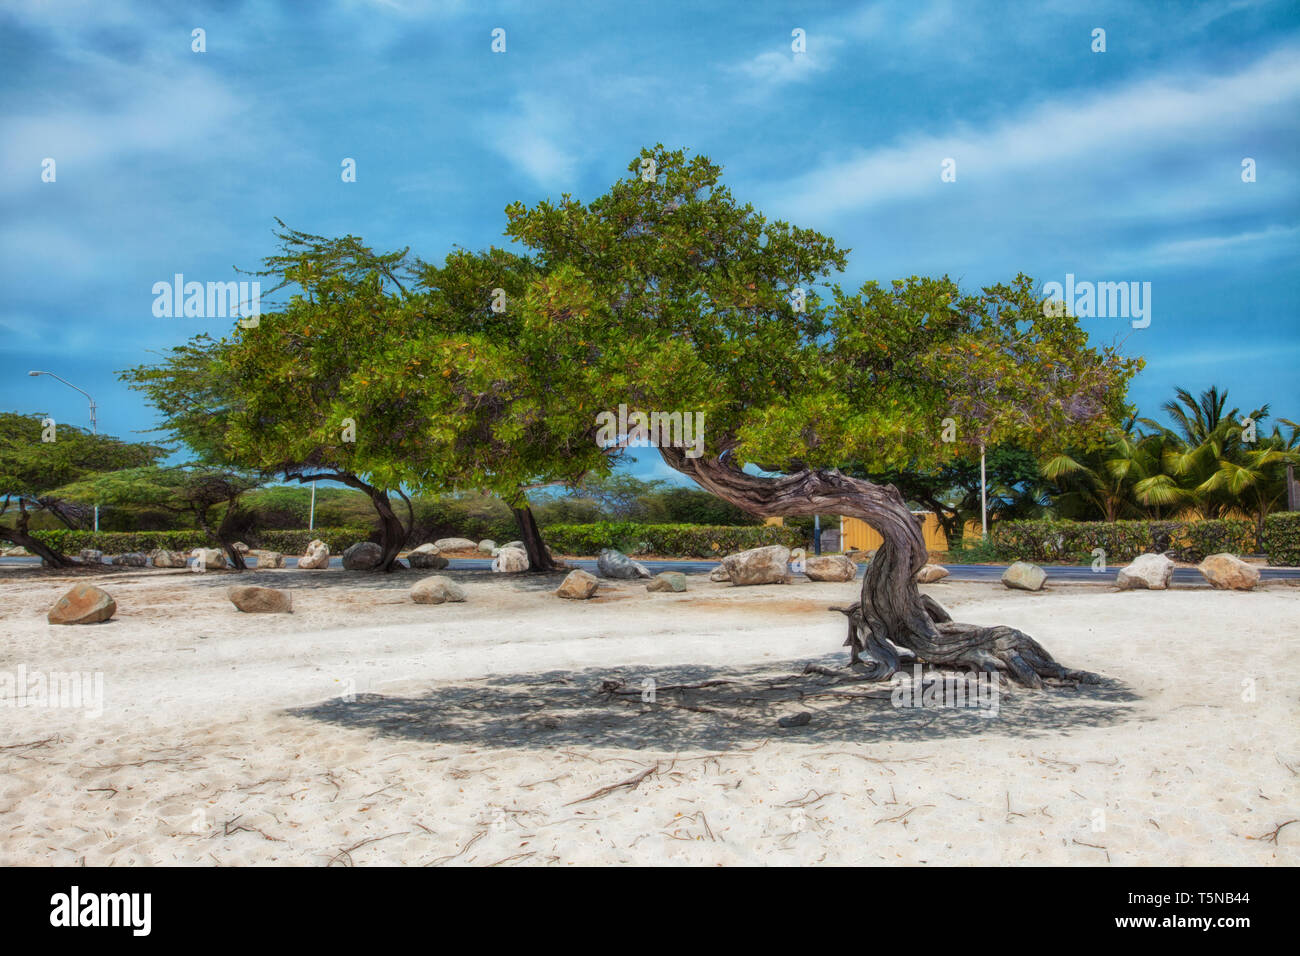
[0,412,168,565]
[56,465,263,568]
[123,226,434,570]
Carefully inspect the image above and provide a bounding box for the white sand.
[1,566,1296,866]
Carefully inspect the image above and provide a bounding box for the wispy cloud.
[1138,224,1300,267]
[766,43,1300,220]
[480,94,580,188]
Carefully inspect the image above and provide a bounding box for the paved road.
[5,554,1296,583]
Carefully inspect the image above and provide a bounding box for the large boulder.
[297,540,330,570]
[646,571,688,592]
[721,545,791,586]
[477,539,497,554]
[410,575,467,604]
[916,564,950,584]
[492,546,529,572]
[433,537,478,552]
[406,544,449,570]
[596,548,652,579]
[253,550,285,569]
[227,585,292,613]
[190,548,227,570]
[556,569,599,600]
[232,541,251,554]
[149,548,188,568]
[1001,561,1047,591]
[111,552,149,567]
[803,554,857,582]
[2,545,30,556]
[1198,553,1259,591]
[1116,552,1174,590]
[709,565,731,583]
[48,584,116,625]
[342,541,383,571]
[78,549,104,565]
[503,541,525,551]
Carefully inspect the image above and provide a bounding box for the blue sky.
[2,0,1297,487]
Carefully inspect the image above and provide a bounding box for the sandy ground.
[0,564,1296,866]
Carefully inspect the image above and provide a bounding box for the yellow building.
[839,513,981,554]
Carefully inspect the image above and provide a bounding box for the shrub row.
[1261,512,1300,566]
[29,527,372,556]
[990,518,1264,565]
[542,522,805,558]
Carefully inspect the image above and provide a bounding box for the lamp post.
[979,443,988,540]
[28,370,99,531]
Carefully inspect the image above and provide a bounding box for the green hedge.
[1262,512,1300,566]
[542,522,806,558]
[29,527,372,556]
[991,518,1260,565]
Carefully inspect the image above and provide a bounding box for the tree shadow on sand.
[287,655,1143,752]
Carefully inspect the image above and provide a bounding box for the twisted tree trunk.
[282,470,408,572]
[512,505,561,572]
[0,499,76,568]
[659,449,1097,688]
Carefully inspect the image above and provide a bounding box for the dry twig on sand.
[565,763,659,806]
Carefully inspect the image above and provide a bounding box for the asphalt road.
[447,557,1300,583]
[5,555,1296,582]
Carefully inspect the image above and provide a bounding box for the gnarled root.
[831,600,1099,689]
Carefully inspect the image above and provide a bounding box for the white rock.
[297,539,330,570]
[410,575,467,604]
[190,547,227,570]
[492,547,529,573]
[1116,552,1174,590]
[722,545,791,586]
[1001,561,1046,591]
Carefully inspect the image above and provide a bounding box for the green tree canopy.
[0,411,168,564]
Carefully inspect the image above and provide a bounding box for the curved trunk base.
[657,451,1099,689]
[833,597,1099,689]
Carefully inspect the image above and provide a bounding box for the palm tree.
[1197,418,1300,548]
[1142,386,1269,519]
[1042,419,1173,521]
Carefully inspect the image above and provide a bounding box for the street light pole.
[28,370,99,531]
[980,443,988,540]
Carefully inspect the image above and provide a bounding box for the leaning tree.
[123,228,445,572]
[492,146,1141,686]
[53,465,263,569]
[0,411,168,565]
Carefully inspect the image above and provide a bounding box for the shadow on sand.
[287,655,1143,752]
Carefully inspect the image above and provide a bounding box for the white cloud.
[765,44,1300,220]
[1137,225,1300,267]
[0,71,245,197]
[481,95,579,187]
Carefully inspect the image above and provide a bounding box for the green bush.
[991,518,1259,564]
[408,494,517,544]
[542,522,805,558]
[251,528,375,554]
[30,527,372,556]
[1262,512,1300,566]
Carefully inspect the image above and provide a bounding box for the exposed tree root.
[658,450,1100,688]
